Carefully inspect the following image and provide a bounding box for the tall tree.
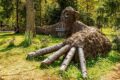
[40,0,42,27]
[97,0,120,29]
[15,0,20,33]
[26,0,36,37]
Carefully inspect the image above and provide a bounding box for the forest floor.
[101,63,120,80]
[0,28,120,80]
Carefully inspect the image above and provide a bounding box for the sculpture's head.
[60,6,79,23]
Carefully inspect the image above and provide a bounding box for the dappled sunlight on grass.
[102,27,117,36]
[0,28,119,80]
[0,32,64,80]
[102,27,117,41]
[87,50,120,80]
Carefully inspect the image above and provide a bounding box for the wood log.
[78,47,87,78]
[27,43,64,57]
[41,45,70,65]
[60,47,76,71]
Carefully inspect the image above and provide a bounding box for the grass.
[0,28,120,80]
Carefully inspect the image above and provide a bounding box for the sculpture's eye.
[64,12,69,18]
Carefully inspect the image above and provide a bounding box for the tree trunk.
[41,45,70,65]
[15,0,20,33]
[60,47,76,71]
[40,0,42,27]
[26,0,36,37]
[27,43,65,57]
[78,47,87,78]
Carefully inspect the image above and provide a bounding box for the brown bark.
[15,0,20,33]
[60,47,76,71]
[78,47,87,78]
[41,45,70,65]
[27,43,64,57]
[26,0,36,37]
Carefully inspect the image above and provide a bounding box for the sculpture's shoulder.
[50,22,62,28]
[74,21,88,29]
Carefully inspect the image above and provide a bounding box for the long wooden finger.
[27,43,64,57]
[41,45,70,65]
[60,47,76,71]
[78,47,87,78]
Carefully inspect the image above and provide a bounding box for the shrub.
[112,35,120,51]
[7,37,15,47]
[40,37,49,48]
[44,5,61,25]
[22,32,32,47]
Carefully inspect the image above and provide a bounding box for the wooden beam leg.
[60,47,76,71]
[41,45,70,65]
[78,47,87,78]
[27,43,64,57]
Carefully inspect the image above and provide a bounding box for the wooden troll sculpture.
[27,7,111,78]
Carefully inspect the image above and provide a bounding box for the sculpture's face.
[60,7,79,23]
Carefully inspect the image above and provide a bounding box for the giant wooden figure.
[27,7,111,78]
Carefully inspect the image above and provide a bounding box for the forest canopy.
[0,0,120,32]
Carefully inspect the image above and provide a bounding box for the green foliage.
[112,35,120,51]
[7,37,15,47]
[57,0,78,10]
[18,1,26,30]
[44,5,61,24]
[44,0,78,24]
[96,0,120,29]
[114,18,120,29]
[23,32,32,47]
[0,0,14,19]
[103,0,120,16]
[0,0,26,32]
[79,12,95,26]
[0,0,119,31]
[40,37,49,48]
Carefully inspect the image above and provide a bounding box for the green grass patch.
[0,28,119,80]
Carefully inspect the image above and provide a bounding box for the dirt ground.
[101,63,120,80]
